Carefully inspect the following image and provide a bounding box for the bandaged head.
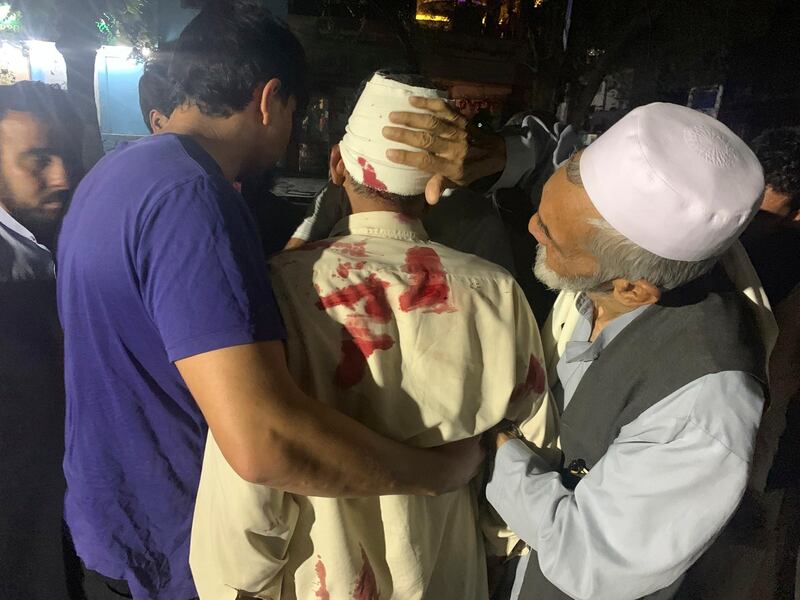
[339,72,447,197]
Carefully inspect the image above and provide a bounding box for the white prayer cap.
[579,103,764,262]
[340,72,447,196]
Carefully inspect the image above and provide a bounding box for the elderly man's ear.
[611,279,661,308]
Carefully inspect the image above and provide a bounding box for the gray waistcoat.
[518,270,767,600]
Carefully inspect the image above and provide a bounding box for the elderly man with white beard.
[476,103,778,600]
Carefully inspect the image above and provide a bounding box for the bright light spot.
[415,13,450,22]
[0,4,10,20]
[24,40,68,87]
[141,47,152,58]
[99,45,135,59]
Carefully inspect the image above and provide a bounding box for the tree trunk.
[565,57,611,128]
[564,0,668,128]
[56,42,104,169]
[522,0,568,116]
[528,63,562,115]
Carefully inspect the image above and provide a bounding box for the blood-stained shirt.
[190,211,558,600]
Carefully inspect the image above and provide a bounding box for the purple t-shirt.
[57,134,285,599]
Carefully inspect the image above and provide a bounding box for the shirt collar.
[564,292,650,363]
[330,211,429,242]
[0,205,39,245]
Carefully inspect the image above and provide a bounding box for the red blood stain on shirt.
[357,157,388,191]
[336,261,369,278]
[352,545,379,600]
[317,274,392,322]
[317,275,394,388]
[398,247,455,314]
[337,316,395,389]
[315,557,330,600]
[289,238,368,258]
[333,240,368,258]
[337,262,351,278]
[510,355,546,403]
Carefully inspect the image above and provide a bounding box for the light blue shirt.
[487,295,765,600]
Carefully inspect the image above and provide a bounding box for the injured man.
[190,71,558,600]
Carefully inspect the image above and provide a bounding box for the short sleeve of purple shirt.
[138,176,285,361]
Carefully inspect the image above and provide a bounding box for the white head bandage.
[579,102,764,262]
[339,72,447,196]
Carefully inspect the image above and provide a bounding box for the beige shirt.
[191,211,557,600]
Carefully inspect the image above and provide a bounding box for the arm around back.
[177,340,484,496]
[137,174,482,498]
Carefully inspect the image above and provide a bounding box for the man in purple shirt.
[57,3,482,599]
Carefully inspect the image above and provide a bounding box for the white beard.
[533,245,607,293]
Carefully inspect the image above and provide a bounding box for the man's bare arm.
[177,340,484,497]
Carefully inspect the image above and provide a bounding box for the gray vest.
[519,269,767,600]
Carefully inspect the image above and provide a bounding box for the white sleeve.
[486,372,764,600]
[489,116,557,193]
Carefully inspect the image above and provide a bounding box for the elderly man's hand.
[382,96,507,204]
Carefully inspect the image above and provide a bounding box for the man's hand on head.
[382,96,507,205]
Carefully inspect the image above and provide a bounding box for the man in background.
[0,80,84,599]
[741,127,800,308]
[742,127,800,598]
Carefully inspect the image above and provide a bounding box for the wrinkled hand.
[383,96,507,205]
[429,435,487,494]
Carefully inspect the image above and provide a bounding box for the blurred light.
[99,44,135,59]
[415,13,450,22]
[0,41,27,84]
[141,47,152,58]
[534,0,544,7]
[26,40,67,88]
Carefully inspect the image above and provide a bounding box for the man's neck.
[162,108,252,182]
[348,194,425,220]
[586,291,635,342]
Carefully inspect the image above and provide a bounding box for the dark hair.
[348,69,437,209]
[0,81,84,176]
[0,81,79,129]
[139,53,177,132]
[169,0,308,118]
[751,127,800,211]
